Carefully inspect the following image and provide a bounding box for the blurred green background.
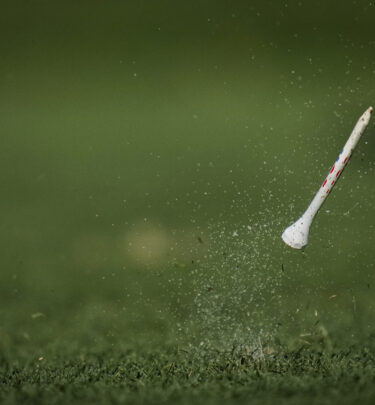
[1,0,375,355]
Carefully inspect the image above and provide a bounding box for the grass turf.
[1,342,375,405]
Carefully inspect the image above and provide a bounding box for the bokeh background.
[2,0,375,356]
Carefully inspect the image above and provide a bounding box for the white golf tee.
[282,106,373,249]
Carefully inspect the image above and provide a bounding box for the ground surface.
[1,340,375,404]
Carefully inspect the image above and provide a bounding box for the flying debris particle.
[197,236,204,244]
[329,295,337,300]
[281,263,285,272]
[31,313,45,319]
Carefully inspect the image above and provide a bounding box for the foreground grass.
[1,342,375,405]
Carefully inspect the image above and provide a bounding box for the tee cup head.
[281,217,311,249]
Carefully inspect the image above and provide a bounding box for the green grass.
[2,341,375,404]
